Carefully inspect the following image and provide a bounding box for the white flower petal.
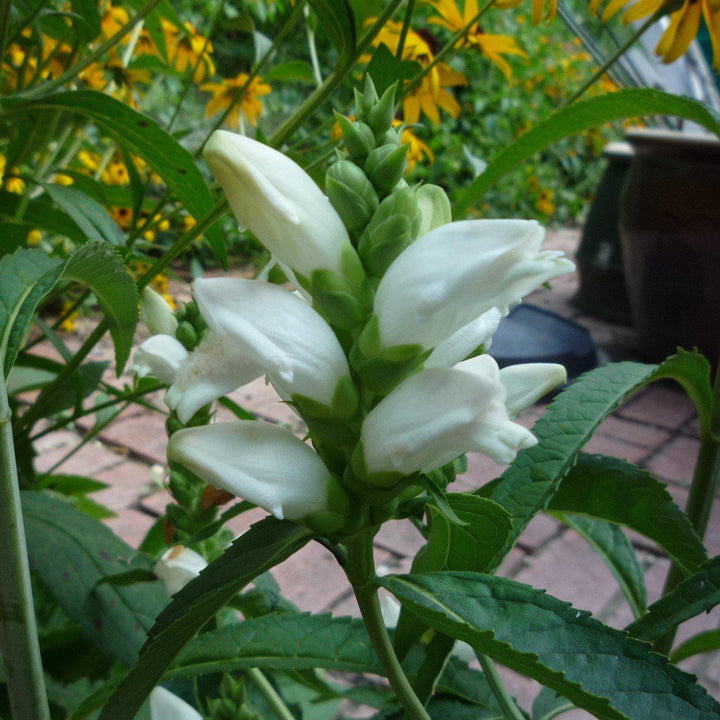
[203,130,352,279]
[499,363,566,417]
[155,546,207,596]
[415,184,452,238]
[193,277,349,406]
[362,354,537,476]
[133,335,188,385]
[149,687,202,720]
[140,287,177,336]
[374,220,575,350]
[168,421,332,520]
[425,308,503,368]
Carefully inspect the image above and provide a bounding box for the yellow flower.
[535,188,556,215]
[491,0,556,22]
[393,120,434,172]
[105,51,151,107]
[59,302,79,333]
[0,154,25,194]
[79,62,108,90]
[427,0,527,79]
[592,0,720,69]
[201,73,271,128]
[101,5,130,38]
[78,150,101,172]
[102,156,131,186]
[371,19,435,62]
[27,229,42,246]
[111,206,133,229]
[42,35,74,78]
[55,173,74,186]
[168,21,215,81]
[133,29,162,60]
[404,62,467,124]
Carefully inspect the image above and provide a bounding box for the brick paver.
[24,228,720,710]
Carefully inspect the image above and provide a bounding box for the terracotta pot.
[619,129,720,363]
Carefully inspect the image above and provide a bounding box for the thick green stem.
[478,655,526,720]
[247,668,296,720]
[655,362,720,655]
[345,532,432,720]
[396,0,416,59]
[0,365,50,720]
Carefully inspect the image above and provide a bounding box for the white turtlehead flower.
[362,354,559,477]
[168,421,334,521]
[500,363,566,417]
[374,219,575,351]
[133,334,188,384]
[425,308,503,369]
[140,287,178,337]
[149,687,202,720]
[203,130,352,279]
[155,546,207,596]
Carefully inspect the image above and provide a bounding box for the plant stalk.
[247,668,296,720]
[0,364,51,720]
[655,360,720,655]
[396,0,417,59]
[478,655,526,720]
[345,532,432,720]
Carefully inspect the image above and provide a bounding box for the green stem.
[406,633,453,707]
[562,8,662,107]
[396,0,416,59]
[247,668,296,720]
[0,364,51,720]
[0,0,12,59]
[345,532,432,720]
[478,655,525,720]
[654,361,720,655]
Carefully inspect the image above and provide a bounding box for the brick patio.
[26,228,720,715]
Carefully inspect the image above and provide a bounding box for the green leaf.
[0,247,64,374]
[99,518,312,720]
[35,361,107,418]
[671,629,720,663]
[456,89,720,215]
[21,91,226,265]
[21,491,169,668]
[532,688,575,720]
[0,189,88,243]
[62,242,139,373]
[382,571,720,720]
[555,513,646,618]
[547,454,706,576]
[95,569,159,587]
[70,0,102,39]
[36,474,108,495]
[627,556,720,641]
[307,0,356,68]
[365,43,423,100]
[43,183,124,246]
[264,60,316,85]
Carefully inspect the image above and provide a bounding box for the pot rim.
[625,127,720,150]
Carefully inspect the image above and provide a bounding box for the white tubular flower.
[149,687,202,720]
[155,546,207,596]
[203,130,352,279]
[361,354,538,479]
[133,335,188,384]
[374,220,575,351]
[140,287,177,336]
[500,363,566,417]
[168,421,335,521]
[425,308,503,369]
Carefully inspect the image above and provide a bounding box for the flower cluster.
[136,78,574,534]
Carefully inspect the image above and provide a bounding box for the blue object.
[491,304,598,381]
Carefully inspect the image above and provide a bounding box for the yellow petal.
[660,0,701,62]
[703,1,720,69]
[622,0,665,22]
[601,0,634,22]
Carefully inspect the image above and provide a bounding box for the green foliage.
[672,629,720,664]
[383,571,720,720]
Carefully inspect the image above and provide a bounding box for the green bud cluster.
[207,675,262,720]
[174,300,207,351]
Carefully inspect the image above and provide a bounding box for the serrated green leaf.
[62,242,139,373]
[43,183,124,246]
[21,491,169,668]
[99,518,312,720]
[19,91,226,265]
[307,0,356,68]
[382,571,720,720]
[671,629,720,663]
[0,247,64,374]
[547,454,706,576]
[456,89,720,215]
[627,556,720,641]
[555,513,646,618]
[0,189,88,243]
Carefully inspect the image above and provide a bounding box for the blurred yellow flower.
[393,120,435,171]
[372,19,435,62]
[79,62,108,90]
[27,229,42,246]
[492,0,556,22]
[133,29,162,60]
[592,0,719,68]
[55,173,74,186]
[404,63,467,124]
[535,188,556,215]
[111,206,133,229]
[102,155,131,185]
[427,0,527,79]
[101,5,130,38]
[42,35,74,78]
[167,21,215,81]
[59,302,79,333]
[106,51,151,107]
[0,154,25,193]
[201,73,271,127]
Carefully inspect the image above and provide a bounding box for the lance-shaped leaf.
[382,571,720,720]
[307,0,355,69]
[99,518,312,720]
[547,454,706,576]
[627,556,720,641]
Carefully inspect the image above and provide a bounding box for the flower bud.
[358,186,421,277]
[416,184,452,237]
[355,74,380,123]
[366,82,398,139]
[176,320,198,350]
[499,363,566,416]
[140,287,177,336]
[325,160,379,238]
[334,113,375,162]
[365,144,409,196]
[155,545,207,596]
[150,687,202,720]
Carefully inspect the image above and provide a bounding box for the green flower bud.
[168,470,196,506]
[365,143,409,196]
[325,160,379,238]
[176,320,197,350]
[334,113,375,162]
[416,183,452,237]
[355,74,380,122]
[166,414,185,436]
[366,82,399,139]
[358,186,421,276]
[377,125,403,146]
